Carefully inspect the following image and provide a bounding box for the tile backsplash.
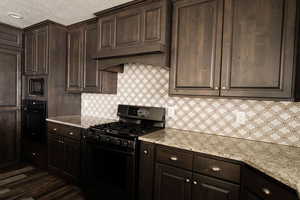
[82,64,300,147]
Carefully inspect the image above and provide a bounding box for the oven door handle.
[84,142,136,156]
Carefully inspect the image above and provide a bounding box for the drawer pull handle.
[143,150,148,155]
[193,181,198,185]
[69,132,74,135]
[170,156,178,161]
[211,166,221,172]
[262,188,271,195]
[185,179,190,183]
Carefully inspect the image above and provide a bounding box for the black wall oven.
[22,100,47,143]
[81,136,137,200]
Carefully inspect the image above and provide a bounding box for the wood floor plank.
[0,167,34,181]
[0,166,85,200]
[0,174,27,187]
[6,172,48,188]
[37,186,75,200]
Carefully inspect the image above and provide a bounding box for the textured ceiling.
[0,0,133,28]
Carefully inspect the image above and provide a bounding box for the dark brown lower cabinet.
[139,141,155,200]
[242,166,298,200]
[48,134,64,171]
[63,137,81,179]
[155,163,192,200]
[48,133,81,182]
[243,190,264,200]
[142,144,298,200]
[193,173,239,200]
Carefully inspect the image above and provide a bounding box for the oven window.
[84,146,135,200]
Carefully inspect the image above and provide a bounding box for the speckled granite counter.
[139,128,300,194]
[46,115,116,129]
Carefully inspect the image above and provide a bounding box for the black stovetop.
[89,121,162,138]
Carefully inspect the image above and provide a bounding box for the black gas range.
[81,104,166,200]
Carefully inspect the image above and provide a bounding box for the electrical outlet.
[167,107,176,118]
[235,111,246,125]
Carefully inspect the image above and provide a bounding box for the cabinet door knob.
[193,181,198,185]
[222,86,227,90]
[143,150,148,155]
[69,132,74,135]
[53,128,57,131]
[170,156,178,161]
[211,166,221,172]
[32,153,36,156]
[214,87,219,90]
[262,188,271,195]
[186,179,190,183]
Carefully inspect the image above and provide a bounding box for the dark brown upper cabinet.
[169,0,223,96]
[24,26,49,75]
[221,0,297,99]
[67,20,117,94]
[67,26,83,93]
[95,0,171,70]
[0,23,22,48]
[170,0,300,100]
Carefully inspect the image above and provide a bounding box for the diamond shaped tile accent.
[82,64,300,147]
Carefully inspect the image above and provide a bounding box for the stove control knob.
[114,139,121,146]
[122,141,128,147]
[105,137,111,143]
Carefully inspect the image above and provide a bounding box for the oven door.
[22,101,47,143]
[81,140,137,200]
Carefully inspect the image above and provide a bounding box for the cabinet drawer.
[47,122,62,134]
[156,145,193,170]
[61,125,81,140]
[193,154,240,183]
[243,167,298,200]
[47,122,81,140]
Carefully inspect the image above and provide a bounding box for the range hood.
[93,0,171,72]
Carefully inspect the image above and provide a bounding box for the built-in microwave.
[28,78,45,96]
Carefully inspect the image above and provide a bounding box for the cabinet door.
[83,22,101,93]
[192,174,240,200]
[169,0,223,96]
[64,137,81,180]
[0,23,22,48]
[115,8,143,48]
[35,27,48,74]
[0,48,21,167]
[67,27,83,93]
[0,110,20,167]
[97,15,115,51]
[101,71,117,94]
[243,190,264,200]
[221,0,297,98]
[48,134,64,171]
[24,31,36,75]
[139,142,155,200]
[155,163,192,200]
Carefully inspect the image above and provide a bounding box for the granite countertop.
[46,115,117,129]
[139,128,300,194]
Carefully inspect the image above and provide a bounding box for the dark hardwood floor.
[0,165,85,200]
